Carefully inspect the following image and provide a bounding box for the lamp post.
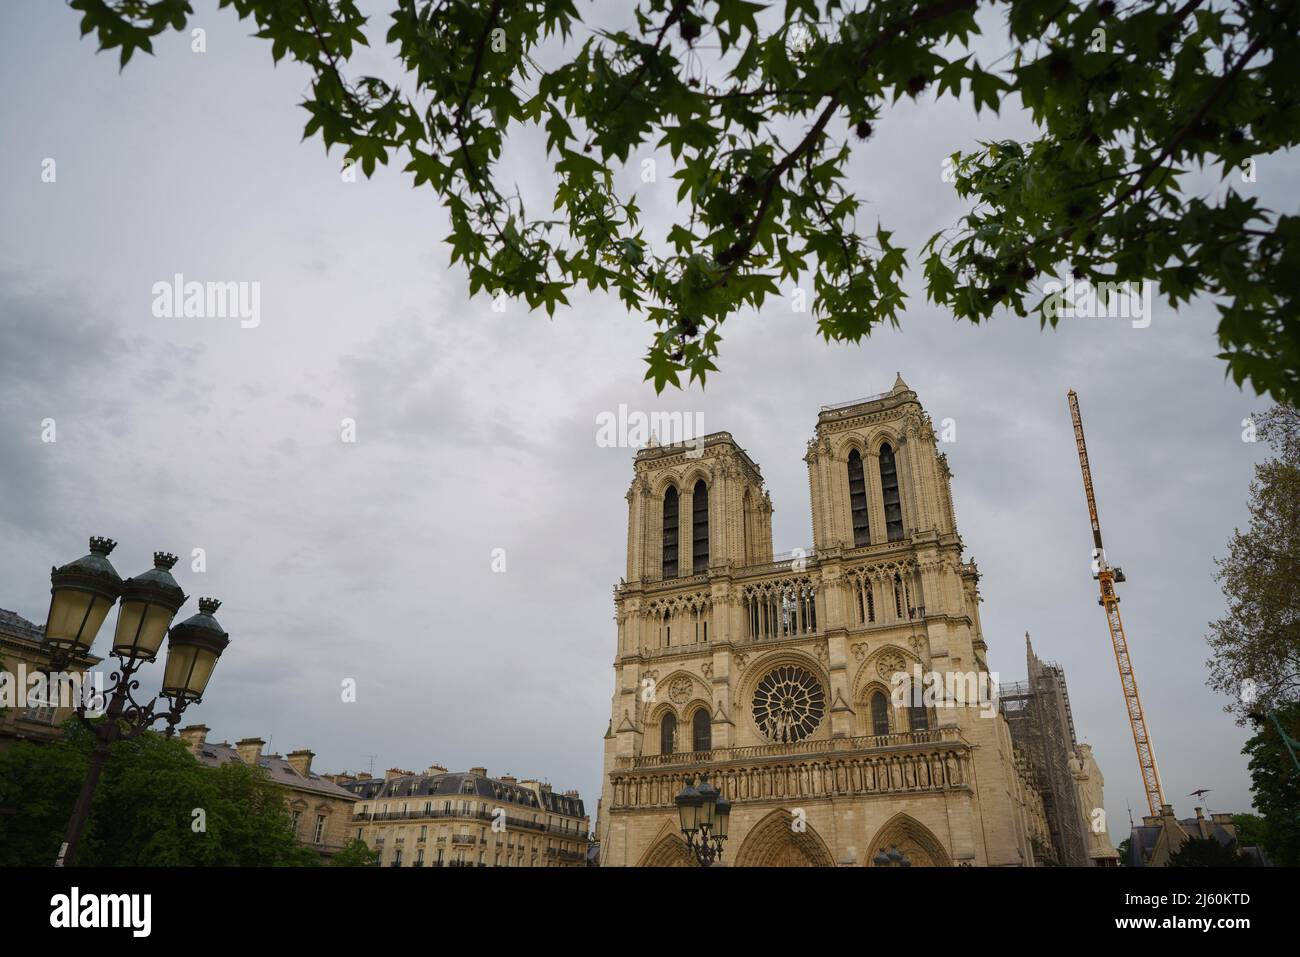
[41,538,231,866]
[872,844,912,867]
[674,773,730,866]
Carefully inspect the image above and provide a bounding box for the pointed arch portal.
[733,809,836,867]
[638,833,695,867]
[866,813,952,867]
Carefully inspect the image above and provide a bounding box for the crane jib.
[1067,391,1165,817]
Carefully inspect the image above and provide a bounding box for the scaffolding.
[1001,643,1089,867]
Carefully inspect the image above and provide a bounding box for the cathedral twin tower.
[599,375,1043,867]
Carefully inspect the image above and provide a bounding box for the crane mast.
[1067,390,1166,817]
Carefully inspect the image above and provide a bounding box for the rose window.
[752,666,826,743]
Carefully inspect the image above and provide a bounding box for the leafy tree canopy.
[1206,404,1300,718]
[1240,703,1300,865]
[68,0,1300,400]
[1114,835,1131,864]
[0,721,318,866]
[1166,833,1254,865]
[1231,810,1267,846]
[330,836,380,865]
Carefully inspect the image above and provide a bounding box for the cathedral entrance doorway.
[732,809,836,867]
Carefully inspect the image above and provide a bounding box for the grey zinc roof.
[1127,826,1162,866]
[195,742,356,800]
[1127,817,1265,867]
[0,608,46,642]
[347,769,586,817]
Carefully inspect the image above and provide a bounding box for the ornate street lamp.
[872,844,912,867]
[43,537,123,662]
[39,538,232,866]
[674,773,731,866]
[161,598,230,703]
[110,552,188,661]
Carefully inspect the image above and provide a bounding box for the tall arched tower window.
[660,713,677,755]
[879,444,904,541]
[908,683,929,732]
[662,486,679,579]
[870,691,890,736]
[847,449,871,546]
[692,708,711,752]
[692,480,709,574]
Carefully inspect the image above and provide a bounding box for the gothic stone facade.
[598,376,1041,866]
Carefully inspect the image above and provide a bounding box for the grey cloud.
[0,0,1286,838]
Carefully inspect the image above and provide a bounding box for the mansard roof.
[344,769,586,818]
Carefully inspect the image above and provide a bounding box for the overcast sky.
[1,1,1292,846]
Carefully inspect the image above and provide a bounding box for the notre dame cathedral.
[598,375,1113,866]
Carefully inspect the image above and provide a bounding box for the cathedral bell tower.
[600,378,1029,869]
[624,432,772,584]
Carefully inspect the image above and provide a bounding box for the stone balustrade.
[609,728,971,810]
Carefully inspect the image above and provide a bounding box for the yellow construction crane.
[1067,390,1166,817]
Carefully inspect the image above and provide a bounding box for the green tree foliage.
[0,721,318,866]
[1231,811,1267,847]
[1206,405,1300,719]
[1166,834,1254,866]
[1241,704,1300,865]
[0,728,87,866]
[329,837,380,866]
[67,1,1299,400]
[1115,835,1131,864]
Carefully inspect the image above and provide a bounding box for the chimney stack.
[287,749,315,777]
[235,737,265,767]
[178,724,209,755]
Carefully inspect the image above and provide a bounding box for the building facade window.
[662,486,679,579]
[871,691,890,736]
[879,443,904,541]
[847,449,871,546]
[314,814,326,844]
[691,480,709,574]
[21,705,58,724]
[692,708,711,752]
[908,682,929,732]
[660,712,676,755]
